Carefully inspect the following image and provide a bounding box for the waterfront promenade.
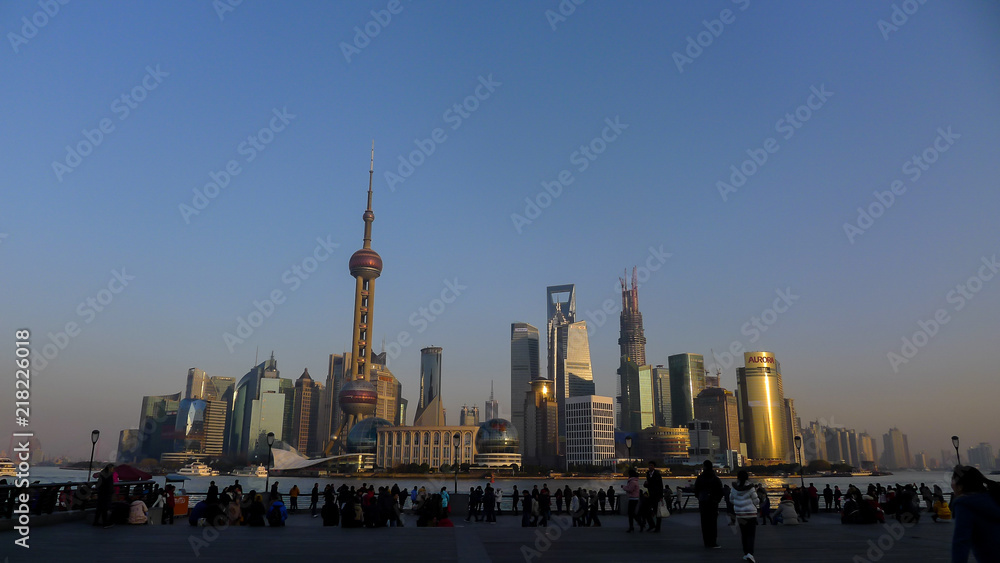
[4,510,951,562]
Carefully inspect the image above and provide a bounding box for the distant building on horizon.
[136,392,181,462]
[229,352,289,460]
[371,353,403,426]
[460,405,480,427]
[967,442,995,472]
[510,322,540,451]
[668,353,705,428]
[881,427,911,470]
[291,368,322,456]
[414,346,445,426]
[547,285,595,459]
[784,398,801,463]
[618,360,654,433]
[736,351,788,465]
[651,365,671,428]
[485,381,499,421]
[694,387,740,453]
[617,268,647,366]
[523,376,558,468]
[565,395,615,469]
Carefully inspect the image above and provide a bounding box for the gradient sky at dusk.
[2,1,998,461]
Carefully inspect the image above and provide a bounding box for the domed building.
[346,417,393,454]
[474,418,522,467]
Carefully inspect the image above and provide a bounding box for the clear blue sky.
[2,1,998,461]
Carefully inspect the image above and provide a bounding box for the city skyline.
[2,2,999,459]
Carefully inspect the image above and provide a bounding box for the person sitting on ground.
[267,493,288,527]
[128,496,149,524]
[931,496,952,522]
[772,494,800,525]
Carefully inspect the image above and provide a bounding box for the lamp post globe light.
[88,430,100,482]
[453,432,461,494]
[624,435,633,471]
[794,435,805,488]
[265,432,275,492]
[952,436,961,465]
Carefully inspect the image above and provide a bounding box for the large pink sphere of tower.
[339,380,377,417]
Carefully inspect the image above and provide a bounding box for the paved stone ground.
[2,510,952,562]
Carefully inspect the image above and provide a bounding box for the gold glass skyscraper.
[736,351,788,465]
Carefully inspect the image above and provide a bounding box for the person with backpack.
[267,493,288,527]
[693,460,723,548]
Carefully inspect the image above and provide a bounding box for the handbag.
[657,499,670,518]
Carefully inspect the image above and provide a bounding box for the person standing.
[622,468,641,532]
[207,481,218,504]
[693,460,723,548]
[598,487,607,515]
[588,490,602,527]
[521,490,535,527]
[731,470,760,562]
[554,487,564,514]
[823,484,834,512]
[950,465,1000,562]
[310,483,320,517]
[645,461,665,532]
[539,484,551,526]
[808,483,819,515]
[834,485,843,511]
[93,464,116,528]
[484,484,497,523]
[289,484,299,513]
[162,484,175,525]
[607,485,617,513]
[511,485,520,515]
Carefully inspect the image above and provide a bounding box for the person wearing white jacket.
[730,471,761,562]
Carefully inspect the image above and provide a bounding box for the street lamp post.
[453,433,461,495]
[265,432,275,493]
[794,435,805,488]
[624,436,633,471]
[88,430,100,482]
[952,436,961,465]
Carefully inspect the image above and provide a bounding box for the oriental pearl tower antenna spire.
[334,141,383,454]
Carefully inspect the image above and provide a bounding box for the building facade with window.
[375,426,477,470]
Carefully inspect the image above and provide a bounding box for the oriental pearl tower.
[335,144,382,451]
